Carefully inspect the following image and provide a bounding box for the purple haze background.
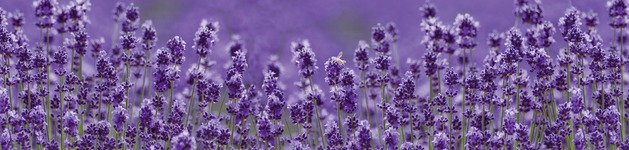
[0,0,608,97]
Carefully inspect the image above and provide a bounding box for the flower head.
[291,40,318,78]
[166,36,186,65]
[454,13,479,38]
[171,130,196,150]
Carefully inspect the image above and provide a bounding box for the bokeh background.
[0,0,611,99]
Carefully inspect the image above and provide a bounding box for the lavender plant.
[1,0,629,150]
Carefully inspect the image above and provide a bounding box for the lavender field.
[0,0,627,149]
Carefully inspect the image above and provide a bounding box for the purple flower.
[432,132,449,150]
[112,2,125,22]
[139,99,155,128]
[193,19,219,58]
[372,23,386,43]
[10,10,24,29]
[95,51,117,79]
[356,120,372,149]
[199,78,221,104]
[487,30,503,49]
[574,128,586,150]
[536,21,556,48]
[266,89,286,119]
[196,119,227,148]
[235,86,256,123]
[0,87,8,114]
[487,131,504,149]
[34,0,57,17]
[29,105,46,125]
[166,36,186,65]
[291,40,318,78]
[225,72,243,99]
[171,130,196,150]
[584,10,599,29]
[141,20,157,51]
[373,54,391,71]
[63,110,79,137]
[344,114,359,134]
[558,7,582,36]
[386,22,398,42]
[608,0,628,18]
[121,3,139,33]
[503,108,517,135]
[505,27,525,52]
[519,1,543,25]
[325,54,345,86]
[354,41,370,72]
[112,105,128,132]
[420,2,437,19]
[423,50,439,76]
[325,120,343,148]
[384,127,399,150]
[385,104,400,128]
[257,111,275,147]
[289,100,310,124]
[401,142,423,150]
[454,13,479,38]
[339,70,358,113]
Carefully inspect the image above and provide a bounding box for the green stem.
[185,58,202,126]
[393,42,400,68]
[460,48,468,150]
[139,50,151,104]
[380,82,387,149]
[282,113,293,139]
[308,77,326,147]
[619,28,626,141]
[112,21,119,48]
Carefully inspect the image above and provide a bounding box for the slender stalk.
[360,71,371,126]
[332,84,344,142]
[380,82,387,149]
[308,77,327,147]
[460,48,468,150]
[124,48,132,110]
[165,64,178,119]
[185,58,202,126]
[393,42,400,68]
[282,112,293,139]
[112,21,119,48]
[619,28,626,141]
[139,50,151,104]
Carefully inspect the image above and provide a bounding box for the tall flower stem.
[59,75,67,150]
[282,112,293,139]
[380,81,387,149]
[124,48,132,110]
[360,71,372,126]
[565,63,576,150]
[139,50,151,106]
[185,58,202,126]
[112,22,119,48]
[333,84,344,142]
[308,77,326,147]
[165,65,178,119]
[394,42,400,68]
[3,56,12,110]
[515,64,521,123]
[460,48,468,150]
[360,71,375,148]
[44,28,53,142]
[618,28,626,141]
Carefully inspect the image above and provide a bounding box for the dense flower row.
[0,0,628,150]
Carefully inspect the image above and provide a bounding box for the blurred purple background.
[0,0,610,96]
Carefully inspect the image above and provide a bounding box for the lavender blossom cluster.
[0,0,629,150]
